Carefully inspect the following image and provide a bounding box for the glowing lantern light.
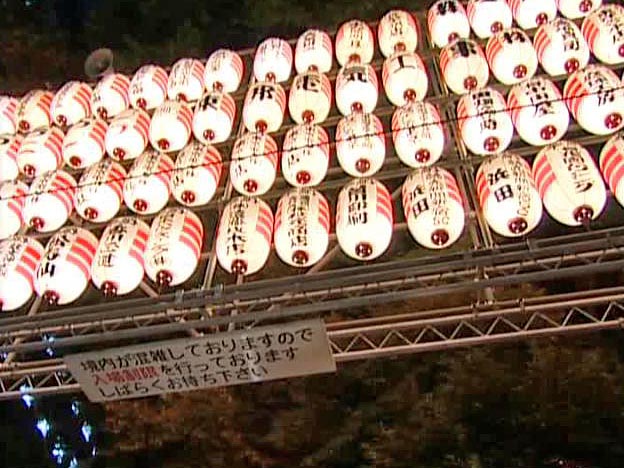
[289,70,332,125]
[172,142,222,207]
[0,134,23,183]
[15,90,53,133]
[335,63,379,116]
[74,159,126,223]
[129,65,168,110]
[427,0,470,48]
[61,118,108,169]
[378,10,419,58]
[486,28,538,85]
[105,108,150,162]
[92,73,131,120]
[124,150,173,215]
[599,133,624,208]
[582,5,624,65]
[507,0,558,29]
[0,96,18,135]
[0,180,28,239]
[230,132,278,196]
[557,0,601,19]
[295,29,333,74]
[149,100,193,152]
[192,91,236,144]
[23,170,76,233]
[534,18,590,77]
[243,81,286,133]
[392,101,445,167]
[282,123,330,187]
[466,0,512,39]
[335,19,375,66]
[253,37,293,83]
[204,49,244,93]
[439,39,489,95]
[336,112,385,177]
[167,58,205,102]
[50,81,92,127]
[17,126,64,178]
[382,51,428,106]
[0,236,43,311]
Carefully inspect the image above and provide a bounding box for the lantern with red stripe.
[216,197,273,276]
[507,0,557,29]
[274,188,330,267]
[124,150,173,214]
[171,142,222,207]
[91,217,150,297]
[192,91,236,144]
[336,112,386,177]
[145,208,203,287]
[74,159,126,222]
[558,0,601,19]
[243,81,286,133]
[532,141,606,226]
[599,132,624,207]
[457,88,513,156]
[0,236,44,311]
[336,178,393,261]
[0,134,23,183]
[253,38,293,83]
[129,65,168,110]
[335,63,379,116]
[23,169,76,233]
[61,118,108,169]
[149,100,193,152]
[427,0,470,48]
[91,73,131,121]
[0,96,18,135]
[507,77,570,146]
[0,180,28,239]
[402,167,464,249]
[486,29,538,85]
[439,39,489,95]
[167,58,206,103]
[392,101,445,167]
[382,51,428,107]
[476,153,543,237]
[35,226,98,305]
[230,132,278,196]
[466,0,512,39]
[295,29,333,73]
[564,65,624,135]
[16,90,53,133]
[105,108,150,162]
[378,10,419,58]
[50,81,92,127]
[534,18,590,77]
[289,70,332,124]
[335,19,375,66]
[282,124,330,187]
[581,5,624,65]
[204,49,244,93]
[16,126,64,178]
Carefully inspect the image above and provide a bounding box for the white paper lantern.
[336,112,385,177]
[243,81,286,133]
[74,158,126,223]
[599,133,624,207]
[289,71,332,124]
[378,10,419,57]
[335,63,379,115]
[17,126,64,178]
[0,96,18,135]
[129,65,168,110]
[124,150,174,214]
[557,0,601,19]
[172,142,222,207]
[50,81,92,127]
[335,19,375,66]
[23,170,76,233]
[192,91,236,144]
[282,124,330,187]
[105,108,150,161]
[466,0,513,39]
[439,39,489,95]
[427,0,470,48]
[92,73,131,120]
[167,58,206,103]
[0,134,23,183]
[382,51,428,106]
[0,235,44,311]
[253,37,293,83]
[507,0,557,29]
[15,90,53,133]
[204,49,244,93]
[295,29,333,74]
[61,118,108,169]
[581,5,624,65]
[230,132,278,196]
[392,101,445,167]
[486,28,538,85]
[149,100,193,152]
[534,18,590,76]
[0,180,28,240]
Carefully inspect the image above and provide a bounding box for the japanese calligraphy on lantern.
[64,318,336,402]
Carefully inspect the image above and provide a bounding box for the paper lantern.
[149,100,193,152]
[92,73,131,120]
[129,64,168,110]
[50,81,92,127]
[15,90,53,133]
[392,101,445,167]
[295,29,333,74]
[0,134,23,183]
[378,10,419,57]
[288,70,332,124]
[167,58,206,102]
[171,142,222,207]
[243,81,286,133]
[534,18,590,76]
[335,19,375,66]
[335,63,379,115]
[0,96,18,135]
[123,150,174,214]
[336,112,385,177]
[507,0,557,29]
[192,90,236,144]
[439,39,489,95]
[486,28,538,85]
[557,0,601,19]
[427,0,470,48]
[0,235,44,311]
[230,132,278,196]
[17,127,64,178]
[253,37,293,83]
[581,5,624,65]
[23,170,76,233]
[282,124,330,187]
[105,108,150,162]
[599,133,624,208]
[61,118,108,169]
[74,159,126,223]
[204,49,244,93]
[0,180,28,240]
[382,51,428,106]
[466,0,512,39]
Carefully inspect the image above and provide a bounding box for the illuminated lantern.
[15,90,53,133]
[216,197,273,275]
[457,88,513,156]
[382,51,428,106]
[466,0,512,39]
[274,188,330,267]
[253,37,293,83]
[427,0,470,48]
[192,91,236,144]
[282,124,330,187]
[600,133,624,207]
[91,73,130,120]
[534,19,590,77]
[336,178,393,261]
[35,227,98,305]
[378,10,419,58]
[0,180,28,239]
[124,150,173,215]
[105,108,150,162]
[167,58,205,102]
[61,118,108,169]
[508,77,570,146]
[486,29,538,85]
[402,167,465,249]
[204,49,244,93]
[335,20,375,66]
[558,0,601,19]
[533,141,606,226]
[335,63,379,115]
[295,29,333,74]
[336,113,385,177]
[0,96,18,135]
[581,5,624,65]
[23,170,76,233]
[392,101,445,167]
[230,132,278,196]
[91,217,150,297]
[0,236,44,311]
[50,81,92,127]
[564,65,624,135]
[0,134,23,183]
[145,208,203,287]
[129,64,168,110]
[171,142,222,207]
[476,153,542,237]
[507,0,557,29]
[17,127,64,178]
[149,100,193,152]
[242,81,286,133]
[74,159,126,223]
[439,39,489,95]
[288,70,332,124]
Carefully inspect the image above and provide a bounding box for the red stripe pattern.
[253,37,293,83]
[243,82,287,133]
[18,127,64,177]
[192,91,236,144]
[51,81,93,126]
[295,29,334,73]
[600,134,624,203]
[335,19,375,65]
[289,71,332,124]
[62,118,108,168]
[129,65,169,110]
[0,134,23,183]
[0,180,28,239]
[427,0,470,48]
[378,10,418,58]
[581,5,624,65]
[172,142,223,206]
[92,73,131,119]
[125,151,174,208]
[167,58,206,102]
[16,90,53,132]
[204,49,244,93]
[0,236,44,307]
[0,96,18,135]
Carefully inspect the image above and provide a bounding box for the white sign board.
[64,318,336,402]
